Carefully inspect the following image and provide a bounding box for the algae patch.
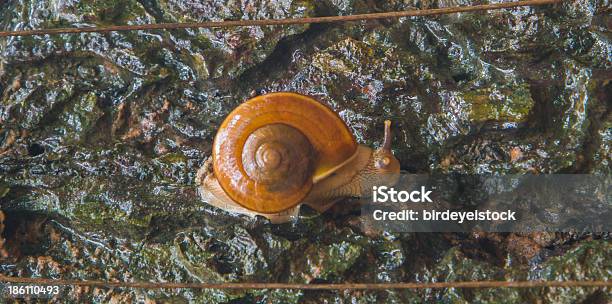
[465,84,534,122]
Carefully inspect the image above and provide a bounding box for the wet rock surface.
[0,0,610,302]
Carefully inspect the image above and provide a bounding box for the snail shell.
[212,92,358,213]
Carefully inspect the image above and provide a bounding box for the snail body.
[197,92,400,223]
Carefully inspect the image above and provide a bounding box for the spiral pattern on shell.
[242,124,314,191]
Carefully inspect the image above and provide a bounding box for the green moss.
[131,237,247,303]
[72,197,150,230]
[465,84,534,122]
[423,247,522,303]
[56,92,103,143]
[0,182,9,198]
[289,240,364,283]
[73,199,121,226]
[157,152,188,164]
[173,234,228,283]
[75,0,146,25]
[312,38,376,75]
[536,240,612,303]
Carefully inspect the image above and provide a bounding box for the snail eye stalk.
[382,120,393,152]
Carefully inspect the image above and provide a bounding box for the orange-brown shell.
[212,92,358,214]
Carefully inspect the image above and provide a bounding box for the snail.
[196,92,400,223]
